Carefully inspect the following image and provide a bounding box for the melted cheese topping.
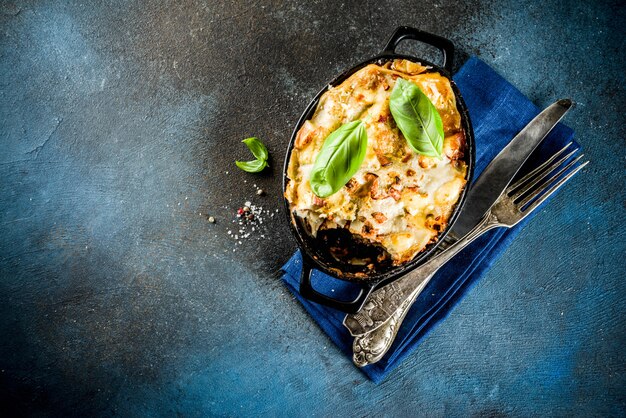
[285,59,467,265]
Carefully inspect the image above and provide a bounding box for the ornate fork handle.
[352,285,418,367]
[344,212,502,337]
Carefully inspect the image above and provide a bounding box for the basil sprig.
[236,137,269,172]
[309,120,368,198]
[389,78,444,158]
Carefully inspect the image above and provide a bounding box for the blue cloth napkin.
[281,57,576,383]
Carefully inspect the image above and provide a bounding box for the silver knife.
[344,98,573,336]
[450,98,573,238]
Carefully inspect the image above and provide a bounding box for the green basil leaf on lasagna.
[309,120,368,198]
[389,78,444,158]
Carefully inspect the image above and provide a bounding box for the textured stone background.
[1,0,624,416]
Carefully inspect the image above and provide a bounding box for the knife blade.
[343,98,573,336]
[450,98,573,238]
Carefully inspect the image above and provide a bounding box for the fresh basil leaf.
[309,120,368,198]
[242,137,268,161]
[235,137,269,173]
[235,159,268,173]
[389,78,444,158]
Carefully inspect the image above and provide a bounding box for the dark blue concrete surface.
[1,0,624,416]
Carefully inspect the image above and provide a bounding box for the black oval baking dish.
[282,26,475,313]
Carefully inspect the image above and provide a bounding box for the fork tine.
[509,149,579,201]
[520,160,588,215]
[516,155,585,208]
[508,142,576,193]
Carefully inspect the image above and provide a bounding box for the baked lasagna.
[285,59,467,267]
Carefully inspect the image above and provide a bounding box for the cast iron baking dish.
[282,27,475,313]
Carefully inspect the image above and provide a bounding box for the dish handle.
[298,252,375,314]
[381,26,454,73]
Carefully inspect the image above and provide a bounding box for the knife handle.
[381,26,454,73]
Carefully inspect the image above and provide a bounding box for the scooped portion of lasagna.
[285,59,468,266]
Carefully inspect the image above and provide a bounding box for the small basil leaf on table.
[236,137,269,173]
[242,137,268,161]
[309,120,368,198]
[389,78,444,158]
[235,159,268,173]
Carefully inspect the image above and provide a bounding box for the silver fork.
[350,143,588,367]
